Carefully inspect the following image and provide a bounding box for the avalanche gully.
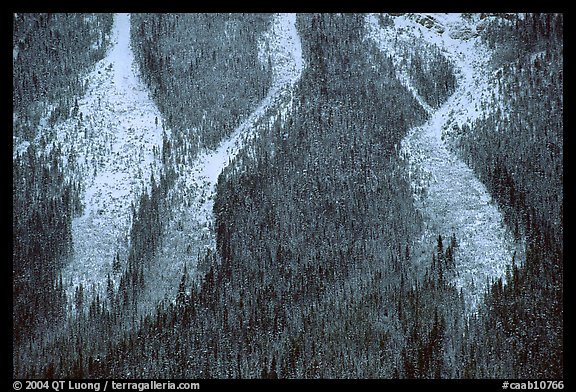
[46,13,165,310]
[46,13,303,313]
[142,13,303,313]
[366,13,519,312]
[19,13,518,316]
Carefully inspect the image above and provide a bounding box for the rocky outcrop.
[480,13,517,21]
[449,24,477,40]
[413,14,446,34]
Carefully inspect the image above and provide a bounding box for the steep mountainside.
[367,13,519,311]
[13,13,562,380]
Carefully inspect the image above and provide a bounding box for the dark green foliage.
[481,13,562,68]
[464,74,561,242]
[409,44,457,109]
[13,144,82,346]
[13,13,111,374]
[131,13,273,156]
[13,13,113,140]
[374,16,457,110]
[465,231,563,378]
[13,13,562,380]
[71,13,434,378]
[17,13,433,378]
[456,13,563,378]
[117,170,173,312]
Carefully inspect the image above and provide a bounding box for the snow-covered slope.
[14,12,303,314]
[141,13,304,311]
[366,13,519,312]
[194,13,303,217]
[33,13,166,307]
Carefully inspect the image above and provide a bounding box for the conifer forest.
[13,13,563,380]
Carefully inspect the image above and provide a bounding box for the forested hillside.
[13,145,79,345]
[13,12,276,378]
[13,12,113,353]
[73,13,468,378]
[131,13,272,153]
[13,13,113,141]
[12,13,562,381]
[453,13,563,378]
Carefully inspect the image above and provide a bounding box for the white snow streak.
[144,13,304,310]
[50,13,165,305]
[197,13,303,215]
[367,13,517,312]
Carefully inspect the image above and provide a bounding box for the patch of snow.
[142,13,304,313]
[365,15,434,115]
[12,136,29,158]
[34,13,166,307]
[367,13,518,313]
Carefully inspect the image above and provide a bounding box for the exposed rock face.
[413,14,446,34]
[480,12,517,21]
[449,24,477,40]
[416,14,436,28]
[388,13,488,40]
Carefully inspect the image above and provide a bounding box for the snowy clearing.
[142,13,304,312]
[33,13,166,307]
[367,13,519,312]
